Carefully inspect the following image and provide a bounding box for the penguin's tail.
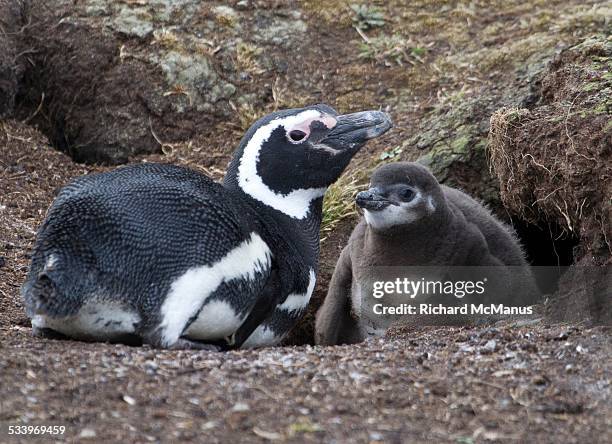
[22,253,79,318]
[25,272,59,314]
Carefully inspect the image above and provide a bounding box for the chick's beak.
[355,187,395,211]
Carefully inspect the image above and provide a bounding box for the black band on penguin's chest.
[253,205,321,296]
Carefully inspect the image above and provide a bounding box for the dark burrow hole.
[512,218,580,294]
[14,51,87,163]
[16,92,71,158]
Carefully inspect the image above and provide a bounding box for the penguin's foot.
[32,326,70,340]
[171,338,223,351]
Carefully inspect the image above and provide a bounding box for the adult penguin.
[23,104,392,350]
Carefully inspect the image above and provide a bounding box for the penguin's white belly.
[241,324,281,348]
[352,283,388,338]
[183,299,245,341]
[32,302,140,341]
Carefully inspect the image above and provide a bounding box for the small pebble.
[231,402,250,412]
[79,428,97,439]
[483,339,497,353]
[369,431,383,441]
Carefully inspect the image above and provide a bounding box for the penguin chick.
[22,104,392,350]
[315,162,537,345]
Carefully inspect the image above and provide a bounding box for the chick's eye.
[402,188,416,201]
[288,130,307,143]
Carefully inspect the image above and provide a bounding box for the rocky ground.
[1,0,610,442]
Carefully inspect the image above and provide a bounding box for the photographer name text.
[372,303,533,315]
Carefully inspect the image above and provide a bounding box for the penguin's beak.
[322,111,392,152]
[356,188,396,211]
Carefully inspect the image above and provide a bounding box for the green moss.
[583,82,600,92]
[350,4,386,30]
[236,42,263,75]
[288,420,323,434]
[593,102,609,115]
[450,134,471,153]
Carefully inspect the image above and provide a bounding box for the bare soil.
[1,320,610,443]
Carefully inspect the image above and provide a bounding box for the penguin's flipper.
[226,267,282,350]
[315,247,360,345]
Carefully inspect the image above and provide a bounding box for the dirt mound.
[13,1,318,163]
[489,36,610,264]
[489,35,611,324]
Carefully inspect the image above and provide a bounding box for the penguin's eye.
[401,188,416,202]
[288,130,308,143]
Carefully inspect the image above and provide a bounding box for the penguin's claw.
[225,333,236,347]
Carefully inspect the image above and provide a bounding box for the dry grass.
[320,169,367,241]
[229,102,264,132]
[236,42,264,75]
[152,28,182,50]
[299,0,352,26]
[358,34,427,67]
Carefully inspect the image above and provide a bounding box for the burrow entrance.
[512,218,580,294]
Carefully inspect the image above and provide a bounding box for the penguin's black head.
[357,162,444,231]
[225,104,392,219]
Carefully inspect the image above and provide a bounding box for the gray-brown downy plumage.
[315,162,538,345]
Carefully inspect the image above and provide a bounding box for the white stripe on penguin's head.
[237,110,337,219]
